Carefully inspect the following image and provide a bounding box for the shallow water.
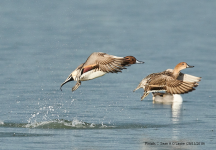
[0,0,216,150]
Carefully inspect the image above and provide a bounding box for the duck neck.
[173,68,180,79]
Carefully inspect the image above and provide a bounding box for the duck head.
[173,62,194,78]
[124,56,144,64]
[176,62,194,70]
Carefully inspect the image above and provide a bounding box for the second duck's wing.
[145,75,168,92]
[166,69,201,83]
[178,72,201,83]
[145,74,198,95]
[165,79,198,94]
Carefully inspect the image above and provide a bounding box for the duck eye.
[182,63,184,65]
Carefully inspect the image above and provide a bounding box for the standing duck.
[60,52,144,92]
[133,62,201,100]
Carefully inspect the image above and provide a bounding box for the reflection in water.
[152,93,183,124]
[171,95,183,124]
[152,93,183,140]
[171,95,183,140]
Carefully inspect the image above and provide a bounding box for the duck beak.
[186,64,194,68]
[136,60,144,64]
[60,75,74,91]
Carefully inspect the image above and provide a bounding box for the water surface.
[0,0,215,150]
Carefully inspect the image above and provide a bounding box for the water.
[0,0,215,149]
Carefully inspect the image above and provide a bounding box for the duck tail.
[141,92,149,101]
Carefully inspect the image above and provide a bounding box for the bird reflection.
[152,92,183,124]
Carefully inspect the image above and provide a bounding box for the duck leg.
[72,81,81,92]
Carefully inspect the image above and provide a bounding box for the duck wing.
[133,71,169,92]
[82,52,128,73]
[146,75,168,91]
[178,72,201,83]
[166,69,201,83]
[144,72,197,94]
[166,79,198,94]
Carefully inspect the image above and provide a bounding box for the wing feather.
[82,52,129,73]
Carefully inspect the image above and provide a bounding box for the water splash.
[0,120,4,125]
[23,119,115,129]
[27,105,57,124]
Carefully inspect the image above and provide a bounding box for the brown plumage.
[133,62,201,100]
[60,52,144,91]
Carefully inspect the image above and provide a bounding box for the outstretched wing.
[166,80,197,94]
[146,74,198,94]
[82,52,128,73]
[166,69,201,83]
